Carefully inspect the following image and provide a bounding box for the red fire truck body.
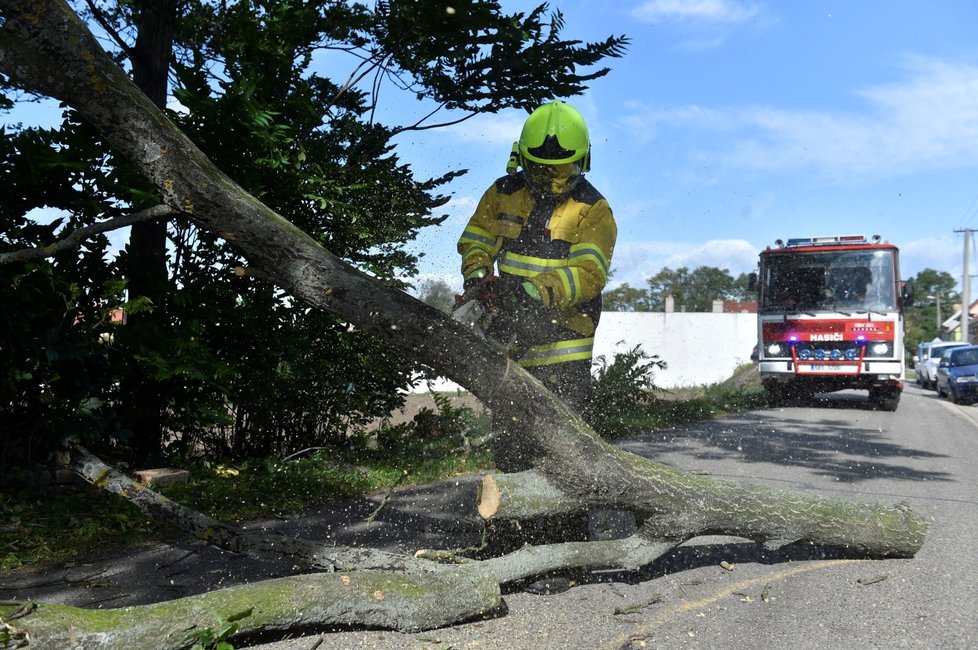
[755,235,909,411]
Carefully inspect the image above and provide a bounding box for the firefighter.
[456,100,617,414]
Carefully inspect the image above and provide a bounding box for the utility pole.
[957,229,973,344]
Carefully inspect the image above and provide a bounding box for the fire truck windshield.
[759,249,897,314]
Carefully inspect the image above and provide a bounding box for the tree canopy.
[904,268,959,353]
[0,0,628,470]
[605,265,753,312]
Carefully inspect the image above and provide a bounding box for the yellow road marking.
[604,559,866,648]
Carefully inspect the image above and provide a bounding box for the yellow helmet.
[519,100,591,168]
[518,100,591,195]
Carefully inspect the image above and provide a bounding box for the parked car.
[920,341,970,390]
[913,341,932,386]
[936,345,978,404]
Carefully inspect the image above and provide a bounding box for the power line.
[957,191,978,230]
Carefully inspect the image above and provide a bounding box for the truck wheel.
[766,385,790,407]
[870,389,900,412]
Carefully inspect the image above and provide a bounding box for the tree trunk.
[0,0,929,642]
[119,0,177,464]
[478,470,925,558]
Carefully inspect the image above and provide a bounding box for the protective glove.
[455,271,497,310]
[495,275,540,314]
[462,268,490,291]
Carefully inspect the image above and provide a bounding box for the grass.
[0,366,764,574]
[0,443,493,574]
[597,386,767,439]
[1,489,164,572]
[589,362,767,439]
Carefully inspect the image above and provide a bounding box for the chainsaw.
[451,274,499,339]
[451,274,541,356]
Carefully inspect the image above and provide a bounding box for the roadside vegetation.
[0,353,764,574]
[587,347,765,438]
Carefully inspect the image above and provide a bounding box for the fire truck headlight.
[766,343,783,356]
[814,349,826,361]
[845,348,858,361]
[871,343,890,356]
[830,349,842,360]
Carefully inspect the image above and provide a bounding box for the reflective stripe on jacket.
[518,337,595,368]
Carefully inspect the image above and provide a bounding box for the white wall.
[593,312,757,389]
[416,312,758,392]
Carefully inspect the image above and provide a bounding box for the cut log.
[480,468,927,558]
[477,474,502,519]
[477,472,589,556]
[479,472,582,520]
[133,467,190,487]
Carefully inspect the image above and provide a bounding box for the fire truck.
[753,235,912,411]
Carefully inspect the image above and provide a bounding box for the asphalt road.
[4,384,976,649]
[258,383,976,650]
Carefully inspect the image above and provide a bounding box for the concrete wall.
[593,312,757,389]
[416,312,758,392]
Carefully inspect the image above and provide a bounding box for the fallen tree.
[0,1,928,647]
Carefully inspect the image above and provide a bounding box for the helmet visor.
[523,160,583,196]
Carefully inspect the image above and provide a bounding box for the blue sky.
[7,1,978,301]
[395,0,978,297]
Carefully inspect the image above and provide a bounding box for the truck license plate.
[799,364,858,374]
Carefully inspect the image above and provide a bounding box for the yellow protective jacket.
[457,174,616,345]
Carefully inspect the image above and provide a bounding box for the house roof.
[942,299,978,330]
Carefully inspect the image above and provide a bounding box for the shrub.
[587,345,665,435]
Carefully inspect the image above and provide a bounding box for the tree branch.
[69,446,436,575]
[0,569,502,648]
[328,47,387,109]
[82,0,135,60]
[389,105,484,136]
[0,205,172,265]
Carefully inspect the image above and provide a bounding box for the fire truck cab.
[754,235,912,411]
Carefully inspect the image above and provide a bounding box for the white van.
[920,341,970,390]
[913,342,932,386]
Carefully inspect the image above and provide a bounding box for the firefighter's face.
[523,160,583,197]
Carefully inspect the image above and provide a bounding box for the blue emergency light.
[785,235,867,247]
